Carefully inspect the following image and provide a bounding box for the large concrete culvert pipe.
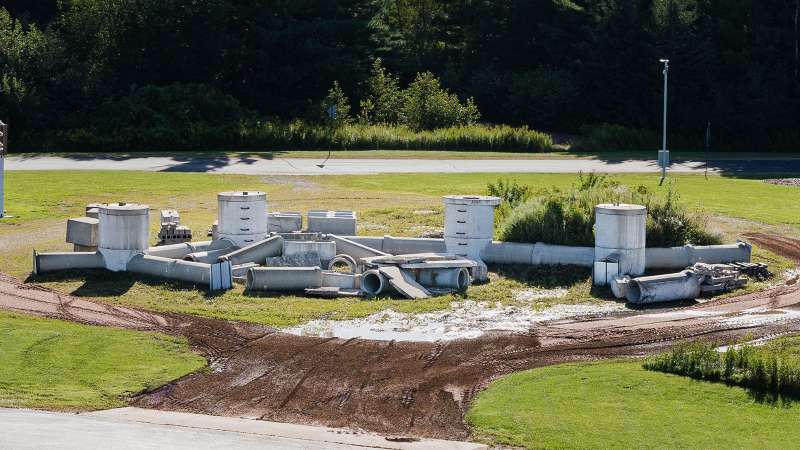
[127,254,223,286]
[645,242,752,270]
[33,251,106,274]
[361,269,388,296]
[245,267,322,292]
[146,241,214,259]
[416,267,471,292]
[218,235,283,266]
[626,270,703,304]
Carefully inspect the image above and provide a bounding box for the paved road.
[6,155,800,174]
[0,407,485,450]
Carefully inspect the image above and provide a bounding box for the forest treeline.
[2,0,799,151]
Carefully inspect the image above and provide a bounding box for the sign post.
[0,121,6,218]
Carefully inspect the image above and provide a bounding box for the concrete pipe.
[327,235,389,260]
[246,267,322,292]
[481,241,595,266]
[218,235,283,266]
[416,267,471,292]
[383,236,447,255]
[146,240,214,259]
[626,270,703,304]
[340,236,386,252]
[321,271,360,290]
[33,251,106,275]
[127,254,213,285]
[361,269,388,296]
[183,247,234,264]
[644,242,751,270]
[328,254,358,273]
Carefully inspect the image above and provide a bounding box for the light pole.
[0,121,6,218]
[658,59,669,184]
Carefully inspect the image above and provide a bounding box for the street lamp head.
[659,59,669,63]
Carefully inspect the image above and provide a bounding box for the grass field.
[0,310,205,410]
[0,170,796,327]
[466,358,800,449]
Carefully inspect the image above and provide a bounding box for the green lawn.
[467,359,800,449]
[0,310,206,410]
[0,170,796,327]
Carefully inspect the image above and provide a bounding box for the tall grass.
[644,337,800,401]
[570,123,659,152]
[61,121,553,152]
[495,173,722,247]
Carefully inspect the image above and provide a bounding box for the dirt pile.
[744,233,800,263]
[764,178,800,187]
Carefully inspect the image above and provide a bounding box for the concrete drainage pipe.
[127,254,214,285]
[218,235,283,266]
[183,248,234,264]
[33,251,106,275]
[626,270,703,304]
[417,267,471,292]
[246,267,322,292]
[361,270,387,296]
[328,254,358,273]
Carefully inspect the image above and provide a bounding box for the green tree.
[400,71,480,131]
[321,81,352,127]
[360,58,404,124]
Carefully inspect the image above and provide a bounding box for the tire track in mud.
[2,240,800,440]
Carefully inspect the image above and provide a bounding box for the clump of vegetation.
[644,337,800,401]
[494,173,722,247]
[487,178,532,221]
[570,123,659,152]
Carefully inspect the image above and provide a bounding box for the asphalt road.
[6,155,800,174]
[0,408,485,450]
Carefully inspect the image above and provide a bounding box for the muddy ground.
[2,234,800,441]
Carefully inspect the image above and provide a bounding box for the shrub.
[488,178,533,222]
[495,173,721,246]
[320,81,351,127]
[359,58,404,125]
[644,337,800,400]
[401,71,480,131]
[570,123,659,152]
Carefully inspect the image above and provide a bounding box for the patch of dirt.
[764,178,800,187]
[2,243,800,440]
[744,233,800,263]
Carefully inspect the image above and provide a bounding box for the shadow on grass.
[488,263,590,288]
[27,269,220,299]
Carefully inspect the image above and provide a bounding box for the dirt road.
[2,235,800,440]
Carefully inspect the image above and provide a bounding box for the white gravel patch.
[285,300,628,342]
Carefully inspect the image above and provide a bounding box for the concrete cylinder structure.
[594,204,646,283]
[246,266,322,292]
[217,191,267,247]
[361,269,388,296]
[98,203,150,271]
[442,195,500,281]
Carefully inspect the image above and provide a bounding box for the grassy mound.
[467,359,800,449]
[0,311,206,410]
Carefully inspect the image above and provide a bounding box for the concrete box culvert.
[283,240,336,267]
[594,204,646,283]
[217,191,268,247]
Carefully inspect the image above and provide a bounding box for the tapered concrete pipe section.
[98,203,150,271]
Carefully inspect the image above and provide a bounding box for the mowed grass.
[0,170,796,327]
[0,310,206,410]
[466,359,800,449]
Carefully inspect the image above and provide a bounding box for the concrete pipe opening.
[328,254,358,273]
[626,282,643,303]
[361,270,386,296]
[456,267,470,292]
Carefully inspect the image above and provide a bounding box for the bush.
[495,173,722,246]
[320,81,351,127]
[401,71,480,131]
[359,58,404,125]
[644,338,800,400]
[570,123,659,152]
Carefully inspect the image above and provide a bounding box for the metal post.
[658,59,670,185]
[0,121,6,218]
